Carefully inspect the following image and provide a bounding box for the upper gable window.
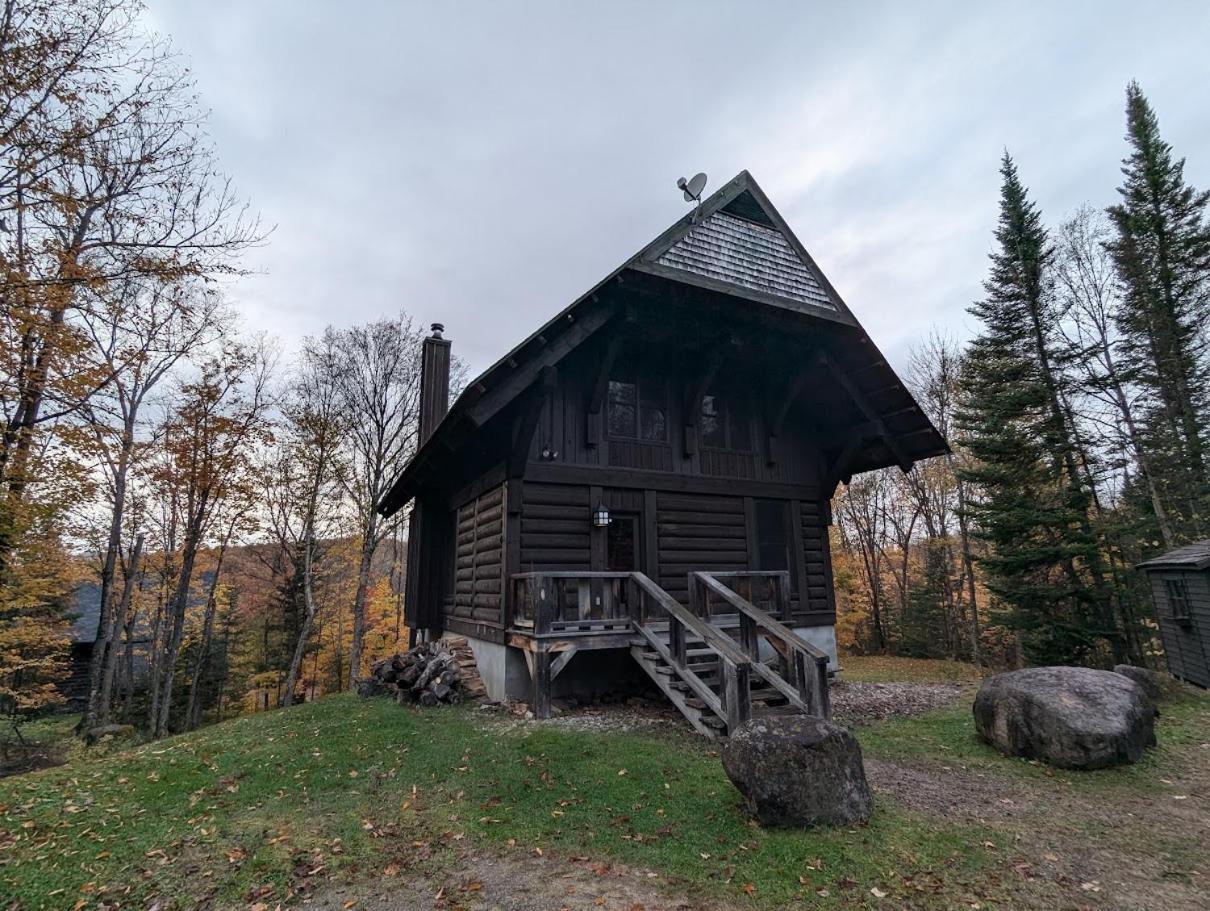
[700,392,752,452]
[607,370,667,443]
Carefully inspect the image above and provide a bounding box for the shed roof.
[1137,540,1210,571]
[377,170,948,516]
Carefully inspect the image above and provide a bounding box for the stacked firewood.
[362,636,486,706]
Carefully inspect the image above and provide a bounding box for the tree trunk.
[185,540,228,731]
[98,534,143,725]
[155,514,205,738]
[953,466,981,666]
[348,522,377,689]
[283,534,317,706]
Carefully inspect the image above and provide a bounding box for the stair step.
[701,715,727,730]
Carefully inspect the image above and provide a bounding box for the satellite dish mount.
[676,172,708,222]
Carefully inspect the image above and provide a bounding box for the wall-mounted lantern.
[592,501,611,528]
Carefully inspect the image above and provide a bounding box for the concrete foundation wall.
[452,634,529,702]
[794,625,838,672]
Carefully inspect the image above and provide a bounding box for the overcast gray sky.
[145,1,1210,375]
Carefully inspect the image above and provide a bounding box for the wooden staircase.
[507,569,830,735]
[627,571,831,740]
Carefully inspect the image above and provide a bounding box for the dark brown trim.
[451,463,507,511]
[524,462,821,501]
[443,616,508,644]
[631,261,854,329]
[818,351,914,473]
[468,304,613,428]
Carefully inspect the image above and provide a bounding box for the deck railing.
[510,572,637,636]
[690,571,831,718]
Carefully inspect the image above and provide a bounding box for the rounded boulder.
[973,666,1156,770]
[720,715,872,828]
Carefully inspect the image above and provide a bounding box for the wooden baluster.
[723,661,751,732]
[793,650,811,708]
[739,612,758,661]
[669,617,686,668]
[816,657,831,718]
[535,575,551,635]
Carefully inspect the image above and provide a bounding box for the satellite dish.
[677,172,707,203]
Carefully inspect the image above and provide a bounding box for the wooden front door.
[606,514,640,572]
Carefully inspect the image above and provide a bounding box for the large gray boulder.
[973,667,1156,770]
[1112,664,1170,704]
[720,715,872,827]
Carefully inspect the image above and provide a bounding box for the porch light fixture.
[592,501,611,528]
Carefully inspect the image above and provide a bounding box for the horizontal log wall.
[795,499,836,626]
[452,484,506,628]
[656,492,748,604]
[519,482,592,571]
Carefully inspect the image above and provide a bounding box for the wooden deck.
[508,570,830,738]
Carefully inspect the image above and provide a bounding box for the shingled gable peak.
[629,171,854,323]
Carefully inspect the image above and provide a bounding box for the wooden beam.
[683,351,722,457]
[508,366,557,478]
[549,646,578,681]
[586,334,624,448]
[467,303,613,427]
[818,351,913,473]
[765,361,813,466]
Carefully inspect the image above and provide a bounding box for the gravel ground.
[829,679,962,726]
[479,677,963,737]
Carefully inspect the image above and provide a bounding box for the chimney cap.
[430,322,445,338]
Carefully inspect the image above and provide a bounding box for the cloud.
[145,0,1210,374]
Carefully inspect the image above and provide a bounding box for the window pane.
[640,404,667,441]
[729,397,751,451]
[608,402,636,438]
[755,500,790,572]
[700,394,724,448]
[639,380,667,442]
[607,380,637,438]
[607,379,636,405]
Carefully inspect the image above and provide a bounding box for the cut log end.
[361,637,487,707]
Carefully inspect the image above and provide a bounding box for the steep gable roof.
[378,171,944,516]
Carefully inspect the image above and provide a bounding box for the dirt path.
[867,739,1210,910]
[304,850,728,911]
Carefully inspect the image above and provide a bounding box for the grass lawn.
[2,662,1207,910]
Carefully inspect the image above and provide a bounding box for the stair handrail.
[630,572,753,731]
[691,571,831,718]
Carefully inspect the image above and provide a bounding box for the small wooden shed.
[1138,540,1210,688]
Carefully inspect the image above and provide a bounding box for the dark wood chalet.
[1138,540,1210,688]
[378,171,947,736]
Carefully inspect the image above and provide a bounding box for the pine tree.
[958,155,1118,665]
[1106,81,1210,541]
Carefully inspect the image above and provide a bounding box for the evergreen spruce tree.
[958,155,1118,665]
[1107,81,1210,541]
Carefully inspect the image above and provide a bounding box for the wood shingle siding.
[453,484,505,626]
[656,210,835,310]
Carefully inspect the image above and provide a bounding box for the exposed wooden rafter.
[508,366,557,478]
[818,351,914,473]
